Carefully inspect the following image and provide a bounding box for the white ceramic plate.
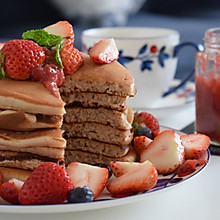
[0,127,209,214]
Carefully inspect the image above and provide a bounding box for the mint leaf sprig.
[22,29,66,68]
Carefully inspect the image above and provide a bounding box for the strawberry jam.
[195,28,220,145]
[31,64,65,97]
[30,47,65,97]
[195,72,220,144]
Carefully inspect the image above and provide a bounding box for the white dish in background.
[134,79,195,122]
[147,79,195,109]
[0,127,209,214]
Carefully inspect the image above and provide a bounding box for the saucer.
[143,79,195,118]
[148,79,195,109]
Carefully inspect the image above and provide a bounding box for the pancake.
[63,122,133,146]
[0,128,66,149]
[66,137,129,157]
[0,167,31,183]
[61,91,128,110]
[0,150,65,170]
[0,110,63,131]
[0,78,65,115]
[0,128,66,170]
[65,145,137,165]
[64,106,133,130]
[60,53,137,97]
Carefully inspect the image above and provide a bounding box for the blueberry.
[94,163,112,179]
[135,126,153,139]
[67,186,94,203]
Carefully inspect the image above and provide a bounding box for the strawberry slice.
[44,20,74,47]
[133,136,152,155]
[107,160,158,195]
[66,162,109,199]
[140,130,185,174]
[89,38,119,64]
[180,133,210,159]
[0,178,24,204]
[176,158,208,177]
[110,161,140,178]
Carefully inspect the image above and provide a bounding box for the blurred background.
[1,0,220,79]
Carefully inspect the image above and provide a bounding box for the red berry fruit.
[60,46,84,75]
[133,136,152,155]
[0,39,45,80]
[89,38,119,64]
[0,178,24,204]
[134,112,160,133]
[44,20,75,48]
[19,162,73,205]
[180,133,210,159]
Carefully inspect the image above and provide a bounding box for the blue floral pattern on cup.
[118,44,170,71]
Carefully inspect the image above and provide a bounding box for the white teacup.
[81,27,203,109]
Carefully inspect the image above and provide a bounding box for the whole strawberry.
[60,46,84,75]
[0,39,45,80]
[133,112,160,137]
[19,162,73,205]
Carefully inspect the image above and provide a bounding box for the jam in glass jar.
[195,27,220,145]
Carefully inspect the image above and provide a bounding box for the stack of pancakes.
[0,78,66,175]
[0,52,137,179]
[60,53,137,165]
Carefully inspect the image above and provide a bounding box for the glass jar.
[195,28,220,145]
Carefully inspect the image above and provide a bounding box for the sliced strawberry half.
[180,133,210,159]
[140,130,185,174]
[66,162,109,199]
[89,38,119,64]
[176,158,208,177]
[110,161,140,178]
[107,160,158,195]
[44,20,74,47]
[0,178,24,204]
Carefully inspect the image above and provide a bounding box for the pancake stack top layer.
[60,53,137,165]
[0,78,66,171]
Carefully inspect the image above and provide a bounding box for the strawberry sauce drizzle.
[30,47,65,97]
[31,64,65,97]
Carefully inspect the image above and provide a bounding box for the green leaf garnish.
[0,52,5,80]
[22,29,64,68]
[55,38,64,69]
